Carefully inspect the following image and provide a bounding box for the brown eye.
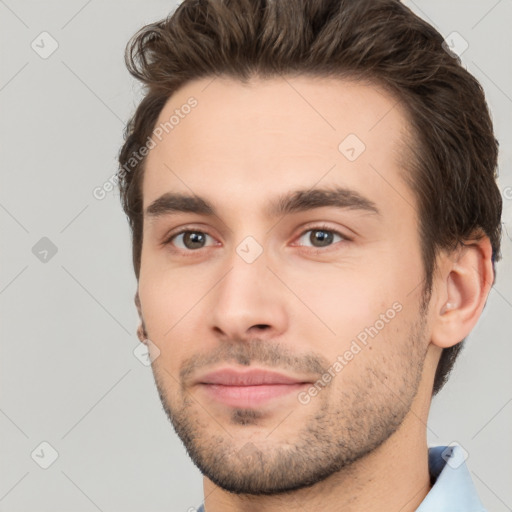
[171,231,213,250]
[297,228,344,248]
[310,230,334,247]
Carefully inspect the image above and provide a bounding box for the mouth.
[196,368,311,408]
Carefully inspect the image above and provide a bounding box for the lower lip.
[200,383,307,408]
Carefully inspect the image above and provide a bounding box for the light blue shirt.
[417,445,486,511]
[195,445,486,511]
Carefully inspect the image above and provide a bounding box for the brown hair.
[117,0,502,395]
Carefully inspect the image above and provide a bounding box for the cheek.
[137,273,197,374]
[138,255,233,371]
[284,264,391,338]
[285,258,419,362]
[315,308,422,403]
[138,261,210,335]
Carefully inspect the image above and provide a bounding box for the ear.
[430,235,494,349]
[135,290,148,344]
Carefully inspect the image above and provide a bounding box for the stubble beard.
[152,312,428,495]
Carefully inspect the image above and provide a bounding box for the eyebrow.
[145,186,380,219]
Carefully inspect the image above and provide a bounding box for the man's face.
[138,76,431,494]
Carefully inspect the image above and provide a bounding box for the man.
[117,0,502,510]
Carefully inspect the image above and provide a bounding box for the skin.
[135,75,493,512]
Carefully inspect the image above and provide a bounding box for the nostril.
[253,324,270,330]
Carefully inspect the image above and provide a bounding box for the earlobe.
[431,236,494,349]
[135,290,148,344]
[137,324,148,344]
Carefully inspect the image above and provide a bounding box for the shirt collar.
[416,445,487,511]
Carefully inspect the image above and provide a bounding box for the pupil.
[311,230,333,247]
[185,232,205,249]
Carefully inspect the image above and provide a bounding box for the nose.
[208,247,289,342]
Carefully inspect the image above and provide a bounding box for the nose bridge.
[208,237,288,338]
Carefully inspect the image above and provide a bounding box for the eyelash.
[163,224,350,254]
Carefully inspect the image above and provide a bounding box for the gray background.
[1,1,511,511]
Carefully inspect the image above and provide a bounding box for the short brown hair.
[117,0,502,395]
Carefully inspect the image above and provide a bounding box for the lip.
[196,368,311,408]
[199,368,307,386]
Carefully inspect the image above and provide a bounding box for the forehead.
[142,75,415,219]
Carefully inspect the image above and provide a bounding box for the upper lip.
[198,368,309,386]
